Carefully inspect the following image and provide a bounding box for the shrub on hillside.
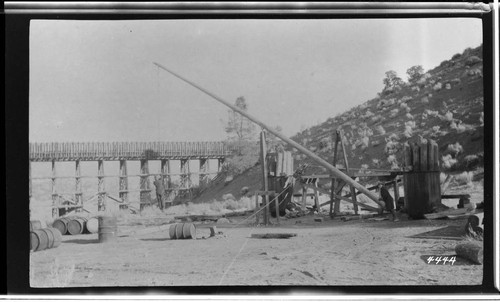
[371,115,383,123]
[447,142,463,156]
[465,56,482,66]
[441,154,458,169]
[441,111,453,122]
[433,82,442,91]
[406,113,414,120]
[389,108,399,118]
[451,53,461,60]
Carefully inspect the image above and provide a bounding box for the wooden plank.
[251,233,297,239]
[412,143,420,172]
[420,142,428,171]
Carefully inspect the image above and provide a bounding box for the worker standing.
[378,182,399,222]
[153,176,166,210]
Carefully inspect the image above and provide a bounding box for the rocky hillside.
[194,44,484,203]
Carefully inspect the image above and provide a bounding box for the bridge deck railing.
[29,141,234,161]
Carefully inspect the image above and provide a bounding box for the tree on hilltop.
[382,70,405,95]
[406,65,425,85]
[224,96,256,143]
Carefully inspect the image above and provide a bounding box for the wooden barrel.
[169,224,177,239]
[98,216,118,243]
[52,217,72,235]
[30,229,49,252]
[67,217,88,235]
[44,227,62,248]
[403,141,441,219]
[30,220,42,232]
[182,223,196,239]
[175,223,185,239]
[86,217,99,234]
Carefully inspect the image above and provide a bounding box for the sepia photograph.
[5,1,497,296]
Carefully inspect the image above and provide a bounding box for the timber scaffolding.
[29,141,235,218]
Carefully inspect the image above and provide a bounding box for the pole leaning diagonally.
[153,62,384,208]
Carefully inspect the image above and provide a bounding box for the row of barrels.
[169,223,196,240]
[30,227,62,252]
[30,216,118,252]
[52,216,98,235]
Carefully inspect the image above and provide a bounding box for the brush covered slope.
[194,45,485,203]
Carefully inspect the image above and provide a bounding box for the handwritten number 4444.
[427,256,456,265]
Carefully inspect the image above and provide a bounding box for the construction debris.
[423,207,475,220]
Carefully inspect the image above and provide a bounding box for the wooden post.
[330,130,340,218]
[51,160,58,218]
[254,192,260,224]
[161,159,171,203]
[314,179,320,212]
[199,158,209,188]
[97,159,106,211]
[29,160,32,217]
[302,184,307,212]
[339,130,359,215]
[179,159,191,201]
[393,179,400,207]
[119,159,128,208]
[29,160,32,201]
[75,160,83,213]
[140,159,151,210]
[260,130,270,225]
[218,158,225,172]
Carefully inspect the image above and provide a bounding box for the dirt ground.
[29,210,483,288]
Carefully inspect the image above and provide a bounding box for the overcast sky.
[29,18,482,143]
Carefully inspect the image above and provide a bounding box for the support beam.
[339,129,359,215]
[139,159,151,209]
[29,160,32,204]
[260,131,270,225]
[119,159,129,208]
[199,158,209,188]
[218,158,225,172]
[153,62,384,208]
[75,160,83,213]
[330,130,340,217]
[51,160,58,218]
[97,159,106,211]
[161,159,171,200]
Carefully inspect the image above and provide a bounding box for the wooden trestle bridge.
[29,141,235,217]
